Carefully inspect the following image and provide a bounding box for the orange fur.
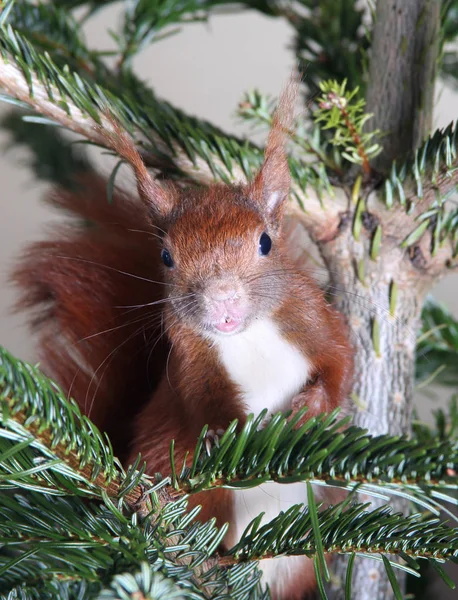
[12,175,169,457]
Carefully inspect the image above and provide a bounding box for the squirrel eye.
[161,248,174,268]
[259,232,272,256]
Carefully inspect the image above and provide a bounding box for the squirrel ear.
[97,113,174,220]
[251,144,290,218]
[248,75,298,221]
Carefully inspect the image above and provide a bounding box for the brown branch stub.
[408,245,428,270]
[361,211,380,233]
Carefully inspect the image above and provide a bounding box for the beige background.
[0,7,457,408]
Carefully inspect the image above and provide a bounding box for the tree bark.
[321,228,424,439]
[313,179,454,600]
[319,1,444,596]
[366,0,441,172]
[320,213,424,599]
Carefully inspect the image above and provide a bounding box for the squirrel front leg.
[291,342,354,426]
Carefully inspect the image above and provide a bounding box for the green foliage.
[1,1,458,598]
[0,0,259,182]
[229,501,458,565]
[236,77,384,177]
[98,564,186,600]
[1,343,456,516]
[0,345,134,500]
[0,0,337,204]
[286,0,371,94]
[0,487,264,599]
[442,0,458,43]
[173,408,458,503]
[1,345,458,598]
[2,0,111,77]
[115,0,236,68]
[49,0,116,13]
[417,298,458,388]
[413,395,458,445]
[237,87,343,175]
[380,121,458,258]
[440,1,458,86]
[313,79,381,171]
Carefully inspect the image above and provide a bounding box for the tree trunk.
[321,227,423,439]
[320,212,426,599]
[319,1,443,596]
[366,0,441,172]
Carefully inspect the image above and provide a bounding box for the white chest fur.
[213,317,310,418]
[213,318,311,597]
[229,483,311,597]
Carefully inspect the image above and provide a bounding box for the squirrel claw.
[204,428,224,456]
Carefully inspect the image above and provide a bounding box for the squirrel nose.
[205,280,242,304]
[211,288,239,302]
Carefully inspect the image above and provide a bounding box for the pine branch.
[237,87,345,176]
[0,0,253,179]
[0,346,147,505]
[1,348,458,596]
[2,344,457,517]
[3,0,108,75]
[0,492,137,588]
[98,564,187,600]
[225,501,458,566]
[49,0,370,93]
[1,488,457,599]
[0,1,334,212]
[0,580,95,600]
[383,123,458,215]
[170,409,458,505]
[41,0,457,94]
[281,0,371,94]
[115,0,245,69]
[313,79,381,175]
[0,2,251,182]
[0,489,263,600]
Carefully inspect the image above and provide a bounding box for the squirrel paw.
[291,380,329,425]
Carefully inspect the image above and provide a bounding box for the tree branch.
[0,60,221,181]
[0,54,336,224]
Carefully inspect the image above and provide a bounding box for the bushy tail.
[12,175,168,456]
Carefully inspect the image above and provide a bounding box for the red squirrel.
[13,81,353,599]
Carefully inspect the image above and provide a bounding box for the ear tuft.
[249,73,299,220]
[96,112,174,220]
